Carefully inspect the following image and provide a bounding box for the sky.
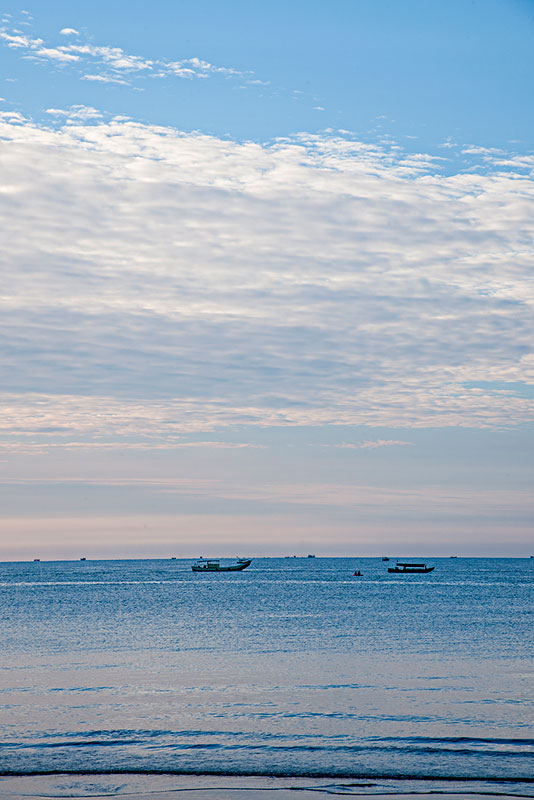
[0,0,533,559]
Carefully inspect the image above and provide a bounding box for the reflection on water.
[0,558,532,786]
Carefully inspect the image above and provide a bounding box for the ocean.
[0,557,532,798]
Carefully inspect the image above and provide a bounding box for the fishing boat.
[192,558,252,572]
[388,561,434,574]
[381,556,390,561]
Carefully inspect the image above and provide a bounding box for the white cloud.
[59,28,80,36]
[59,42,154,72]
[82,73,129,85]
[0,115,532,450]
[45,104,103,120]
[0,29,79,62]
[165,57,246,80]
[0,31,36,47]
[34,46,79,62]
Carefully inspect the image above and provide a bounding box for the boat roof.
[396,562,427,567]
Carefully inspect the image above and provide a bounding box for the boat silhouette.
[192,558,252,573]
[388,561,434,574]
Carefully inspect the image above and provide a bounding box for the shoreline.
[1,774,533,800]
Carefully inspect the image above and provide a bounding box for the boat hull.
[388,566,434,573]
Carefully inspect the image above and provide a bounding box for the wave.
[0,767,533,784]
[3,730,532,747]
[2,739,533,758]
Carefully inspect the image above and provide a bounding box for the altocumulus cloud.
[0,112,533,447]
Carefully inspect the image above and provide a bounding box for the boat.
[388,561,434,574]
[192,557,252,572]
[352,570,362,577]
[307,554,316,558]
[381,556,390,561]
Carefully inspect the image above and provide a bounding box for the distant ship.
[388,561,434,574]
[192,558,252,573]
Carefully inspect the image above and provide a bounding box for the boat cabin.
[388,561,434,574]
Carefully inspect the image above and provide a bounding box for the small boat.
[388,561,434,574]
[307,554,316,558]
[80,557,87,561]
[381,556,390,562]
[192,557,252,573]
[352,570,362,577]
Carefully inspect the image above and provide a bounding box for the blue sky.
[2,0,534,148]
[0,1,532,558]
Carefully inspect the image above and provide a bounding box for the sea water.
[0,557,532,795]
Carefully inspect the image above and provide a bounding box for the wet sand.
[0,774,532,800]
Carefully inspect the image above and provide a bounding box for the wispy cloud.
[0,18,250,86]
[0,475,529,517]
[0,440,263,454]
[326,440,413,450]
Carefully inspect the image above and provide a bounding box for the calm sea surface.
[0,557,532,794]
